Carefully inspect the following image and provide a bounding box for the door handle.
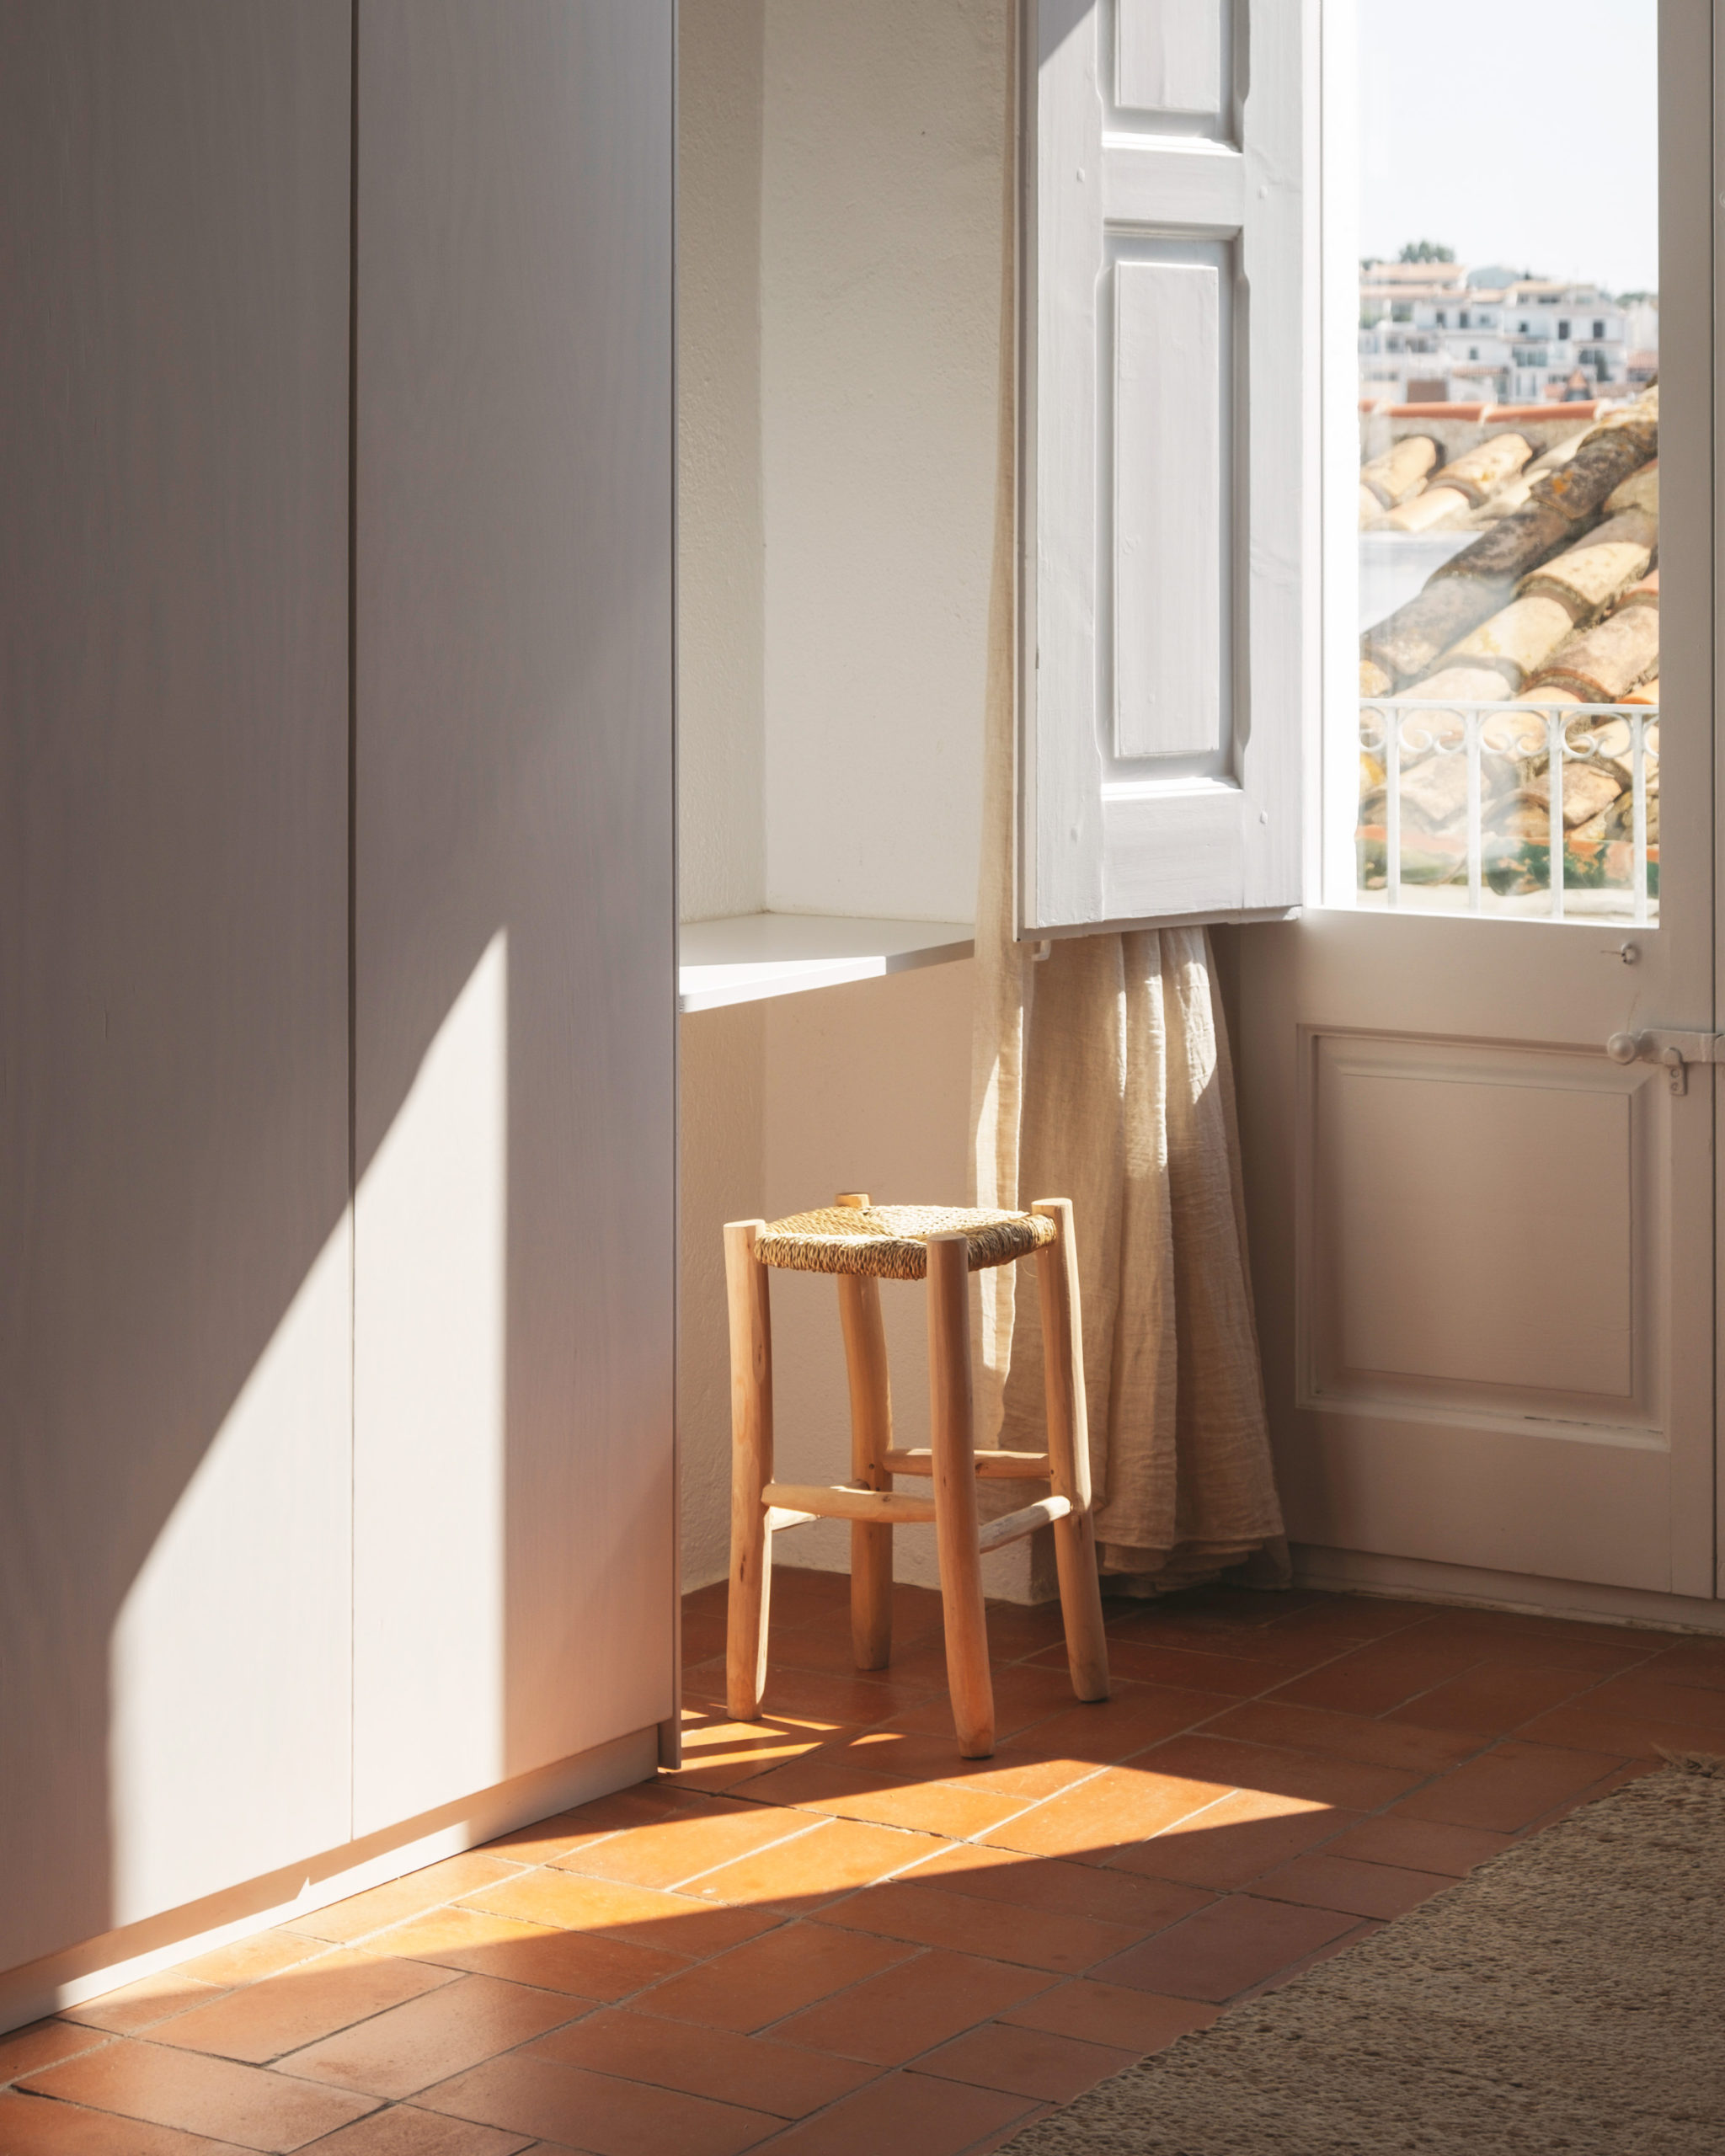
[1605,1029,1724,1096]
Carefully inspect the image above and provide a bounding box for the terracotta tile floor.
[7,1571,1725,2154]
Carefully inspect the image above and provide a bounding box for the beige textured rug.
[1003,1760,1725,2154]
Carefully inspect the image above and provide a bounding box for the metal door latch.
[1605,1029,1725,1096]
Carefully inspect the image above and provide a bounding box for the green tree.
[1398,240,1455,264]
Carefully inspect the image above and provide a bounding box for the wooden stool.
[724,1193,1110,1758]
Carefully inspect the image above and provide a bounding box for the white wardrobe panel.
[354,0,677,1833]
[0,2,353,1969]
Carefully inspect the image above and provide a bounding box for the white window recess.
[676,9,998,1006]
[1023,0,1310,931]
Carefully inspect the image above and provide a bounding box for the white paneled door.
[1237,3,1715,1600]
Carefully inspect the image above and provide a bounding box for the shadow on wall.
[0,0,674,1984]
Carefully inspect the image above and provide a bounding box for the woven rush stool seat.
[754,1203,1056,1280]
[724,1190,1110,1759]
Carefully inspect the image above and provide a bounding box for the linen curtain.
[969,163,1284,1588]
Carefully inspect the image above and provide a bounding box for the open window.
[1327,1,1662,923]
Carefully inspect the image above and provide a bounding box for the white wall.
[760,0,1002,922]
[676,1,1026,1604]
[677,0,767,922]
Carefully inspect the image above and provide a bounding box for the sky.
[1357,0,1659,296]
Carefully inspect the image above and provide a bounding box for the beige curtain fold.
[975,923,1288,1590]
[969,67,1284,1585]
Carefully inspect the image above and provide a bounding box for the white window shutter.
[1023,0,1307,931]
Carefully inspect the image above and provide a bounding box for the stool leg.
[836,1193,894,1670]
[725,1219,773,1721]
[927,1233,994,1757]
[1033,1198,1110,1702]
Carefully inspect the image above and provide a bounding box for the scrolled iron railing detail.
[1358,698,1659,924]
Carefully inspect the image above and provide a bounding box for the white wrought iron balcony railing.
[1358,698,1659,925]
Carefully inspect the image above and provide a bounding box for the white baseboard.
[0,1724,658,2040]
[1293,1544,1725,1636]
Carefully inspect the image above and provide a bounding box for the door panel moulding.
[0,1727,657,2041]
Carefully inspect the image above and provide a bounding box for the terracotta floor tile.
[910,1843,1212,1933]
[1252,1851,1455,1921]
[919,2020,1138,2103]
[1407,1616,1652,1677]
[480,1789,679,1868]
[1322,1814,1513,1877]
[458,1868,778,1955]
[1235,1918,1380,2002]
[22,2040,379,2152]
[766,1624,955,1689]
[773,1947,1050,2065]
[61,1971,224,2035]
[1115,1790,1362,1892]
[1052,1640,1286,1697]
[719,1755,1032,1842]
[149,1950,454,2065]
[1382,1662,1599,1735]
[0,2089,255,2153]
[1573,1668,1725,1735]
[1390,1739,1626,1833]
[418,2049,779,2156]
[764,1566,855,1618]
[290,1857,527,1946]
[176,1935,334,1992]
[997,1979,1218,2053]
[636,1921,915,2032]
[977,1763,1220,1861]
[1127,1732,1422,1812]
[985,1603,1087,1659]
[772,1730,1088,1804]
[1640,1638,1725,1692]
[277,1974,582,2100]
[549,1800,817,1890]
[813,1879,1141,1976]
[751,2068,1031,2156]
[685,1658,937,1729]
[1267,1633,1507,1718]
[1004,1688,1236,1768]
[1408,1609,1657,1655]
[363,1906,688,2000]
[529,2008,872,2118]
[294,2106,533,2153]
[0,2019,113,2084]
[884,1664,1080,1742]
[1254,1599,1439,1651]
[680,1816,949,1909]
[1202,1698,1482,1774]
[1511,1702,1689,1761]
[1090,1893,1358,2004]
[663,1713,836,1793]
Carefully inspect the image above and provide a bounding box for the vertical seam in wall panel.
[666,0,684,1769]
[346,0,360,1841]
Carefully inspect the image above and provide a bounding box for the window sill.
[678,913,975,1013]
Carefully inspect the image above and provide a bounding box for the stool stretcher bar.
[760,1481,938,1525]
[976,1493,1072,1554]
[882,1447,1053,1479]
